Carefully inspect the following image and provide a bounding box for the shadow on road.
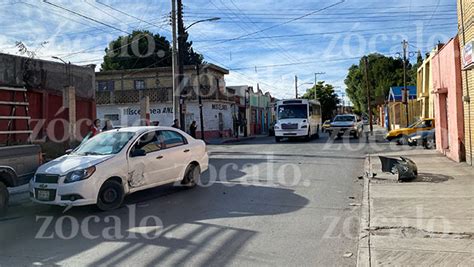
[0,157,309,266]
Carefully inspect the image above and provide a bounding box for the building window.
[97,80,114,91]
[104,114,119,121]
[134,80,146,90]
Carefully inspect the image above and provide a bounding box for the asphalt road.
[0,133,368,266]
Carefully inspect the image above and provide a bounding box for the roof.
[388,86,417,102]
[96,63,229,76]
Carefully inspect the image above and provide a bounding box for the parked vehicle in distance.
[386,118,435,143]
[327,114,363,139]
[274,99,322,142]
[322,120,331,133]
[362,117,369,125]
[30,126,209,211]
[407,128,436,149]
[0,145,42,216]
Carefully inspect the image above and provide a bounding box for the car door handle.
[156,155,164,159]
[183,149,190,153]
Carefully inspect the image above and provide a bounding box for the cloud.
[0,0,458,99]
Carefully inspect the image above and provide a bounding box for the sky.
[0,0,459,102]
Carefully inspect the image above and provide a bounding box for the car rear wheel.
[182,164,200,188]
[0,182,8,217]
[97,180,124,211]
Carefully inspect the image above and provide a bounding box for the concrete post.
[140,95,150,126]
[65,86,76,144]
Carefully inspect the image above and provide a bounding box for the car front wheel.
[97,179,124,211]
[182,164,200,188]
[0,182,8,217]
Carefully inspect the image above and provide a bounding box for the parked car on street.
[0,145,42,216]
[322,120,331,132]
[327,114,363,139]
[407,128,436,149]
[386,118,435,143]
[30,126,209,211]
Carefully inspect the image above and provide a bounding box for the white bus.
[274,99,322,142]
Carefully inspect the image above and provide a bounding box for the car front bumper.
[327,127,358,135]
[274,129,309,137]
[29,177,98,207]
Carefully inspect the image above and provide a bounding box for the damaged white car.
[30,126,208,211]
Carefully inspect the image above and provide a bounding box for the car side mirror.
[131,149,146,157]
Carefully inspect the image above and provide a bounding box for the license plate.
[37,190,51,201]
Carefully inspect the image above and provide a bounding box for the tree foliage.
[101,30,203,71]
[302,81,340,121]
[344,53,418,114]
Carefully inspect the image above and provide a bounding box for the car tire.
[424,138,435,150]
[181,164,200,188]
[275,136,281,143]
[0,182,9,217]
[97,179,124,211]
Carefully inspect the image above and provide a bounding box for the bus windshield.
[278,104,308,120]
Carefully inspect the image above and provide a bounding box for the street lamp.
[178,16,221,132]
[185,17,220,31]
[52,56,71,86]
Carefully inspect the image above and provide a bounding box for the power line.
[200,0,346,48]
[95,0,168,31]
[43,0,131,35]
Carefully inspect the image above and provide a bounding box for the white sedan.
[30,126,208,211]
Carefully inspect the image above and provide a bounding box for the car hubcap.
[103,188,117,203]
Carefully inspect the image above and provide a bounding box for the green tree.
[101,30,203,71]
[344,53,416,114]
[302,81,340,121]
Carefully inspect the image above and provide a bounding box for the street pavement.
[0,133,372,266]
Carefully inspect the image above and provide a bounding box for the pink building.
[431,37,465,162]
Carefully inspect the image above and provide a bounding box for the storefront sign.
[211,104,228,110]
[463,40,473,70]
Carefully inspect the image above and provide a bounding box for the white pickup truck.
[0,145,42,216]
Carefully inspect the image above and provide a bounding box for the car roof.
[115,126,180,134]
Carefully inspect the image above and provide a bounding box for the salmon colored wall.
[432,37,465,162]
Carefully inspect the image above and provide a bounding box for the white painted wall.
[97,101,234,133]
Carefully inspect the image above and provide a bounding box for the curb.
[357,155,372,267]
[219,136,257,144]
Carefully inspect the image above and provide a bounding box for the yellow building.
[458,0,474,165]
[416,47,442,119]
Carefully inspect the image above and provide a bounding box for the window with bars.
[134,80,146,90]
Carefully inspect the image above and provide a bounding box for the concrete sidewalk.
[206,135,268,145]
[358,149,474,266]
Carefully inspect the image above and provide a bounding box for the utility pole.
[171,0,179,124]
[364,57,373,135]
[196,63,205,141]
[177,0,186,131]
[295,75,298,99]
[402,40,410,127]
[314,72,325,101]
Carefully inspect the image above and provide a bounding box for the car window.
[161,130,186,149]
[133,131,162,153]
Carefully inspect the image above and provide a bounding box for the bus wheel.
[315,126,320,139]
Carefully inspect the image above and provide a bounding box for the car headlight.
[274,125,280,130]
[64,166,96,184]
[301,125,308,129]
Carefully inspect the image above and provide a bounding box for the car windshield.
[334,116,355,122]
[278,104,307,119]
[73,131,135,156]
